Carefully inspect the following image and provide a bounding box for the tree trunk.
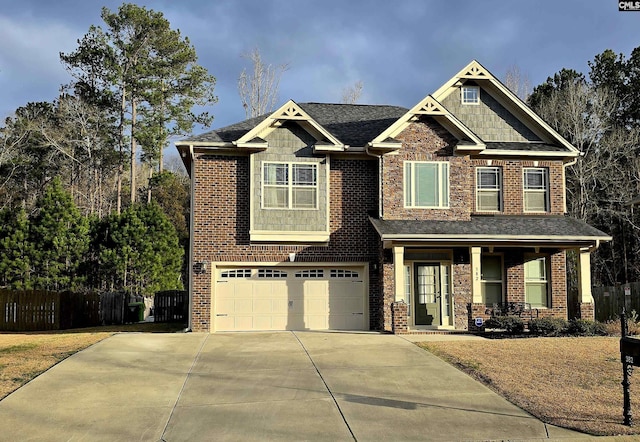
[130,98,137,204]
[117,89,126,214]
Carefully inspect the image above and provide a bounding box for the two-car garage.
[213,265,368,332]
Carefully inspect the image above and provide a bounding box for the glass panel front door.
[414,263,441,326]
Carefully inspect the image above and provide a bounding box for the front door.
[414,263,441,326]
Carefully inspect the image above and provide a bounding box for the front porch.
[382,244,601,334]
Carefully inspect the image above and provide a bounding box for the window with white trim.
[523,167,549,212]
[481,255,503,306]
[404,162,449,208]
[462,86,479,104]
[263,162,317,209]
[525,256,549,308]
[476,167,502,212]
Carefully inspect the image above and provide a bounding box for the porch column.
[471,246,482,304]
[577,247,593,303]
[393,246,405,302]
[577,247,595,319]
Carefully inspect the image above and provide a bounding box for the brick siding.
[191,153,380,331]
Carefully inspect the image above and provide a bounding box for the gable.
[441,82,541,142]
[432,60,579,156]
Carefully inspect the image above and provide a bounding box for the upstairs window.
[523,167,549,212]
[263,162,317,209]
[404,161,449,209]
[476,167,502,212]
[462,86,480,105]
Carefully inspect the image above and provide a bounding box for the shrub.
[567,319,592,336]
[529,317,568,336]
[567,319,609,336]
[486,316,525,334]
[589,321,609,336]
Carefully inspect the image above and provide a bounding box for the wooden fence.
[592,282,640,322]
[154,290,187,323]
[100,291,144,325]
[0,289,100,331]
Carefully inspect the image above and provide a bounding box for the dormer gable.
[236,100,345,153]
[369,95,485,154]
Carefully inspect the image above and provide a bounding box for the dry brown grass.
[0,322,184,400]
[417,337,640,436]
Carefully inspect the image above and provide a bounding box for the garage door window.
[330,269,359,278]
[258,269,287,278]
[295,269,324,278]
[221,269,252,278]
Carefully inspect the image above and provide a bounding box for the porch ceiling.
[370,215,612,249]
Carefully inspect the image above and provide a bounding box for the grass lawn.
[417,337,640,436]
[0,322,185,400]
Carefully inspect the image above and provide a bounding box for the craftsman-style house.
[176,60,610,333]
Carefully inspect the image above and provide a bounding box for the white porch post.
[471,247,482,304]
[578,247,594,304]
[393,246,405,302]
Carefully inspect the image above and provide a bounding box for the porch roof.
[370,215,612,248]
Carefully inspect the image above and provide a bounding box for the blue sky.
[1,0,639,143]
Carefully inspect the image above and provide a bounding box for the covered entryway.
[213,265,368,331]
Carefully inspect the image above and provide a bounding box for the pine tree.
[0,207,33,289]
[30,177,89,290]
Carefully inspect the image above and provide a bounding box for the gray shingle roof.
[485,142,569,152]
[370,216,611,244]
[181,103,408,147]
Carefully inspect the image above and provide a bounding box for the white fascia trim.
[380,233,612,243]
[478,149,580,158]
[235,141,268,150]
[176,141,234,148]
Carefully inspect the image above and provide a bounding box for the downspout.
[187,144,195,332]
[588,239,600,253]
[562,154,579,214]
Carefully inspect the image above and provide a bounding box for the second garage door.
[214,266,367,332]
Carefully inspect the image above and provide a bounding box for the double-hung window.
[481,255,503,306]
[263,162,317,209]
[523,167,549,212]
[404,161,449,208]
[476,167,502,212]
[525,256,549,308]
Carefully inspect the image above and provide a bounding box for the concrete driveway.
[0,331,588,441]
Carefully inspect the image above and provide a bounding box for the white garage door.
[214,266,367,331]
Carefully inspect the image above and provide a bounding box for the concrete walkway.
[0,331,590,441]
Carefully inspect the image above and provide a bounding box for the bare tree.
[238,48,288,118]
[341,80,364,104]
[504,65,532,102]
[536,80,640,284]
